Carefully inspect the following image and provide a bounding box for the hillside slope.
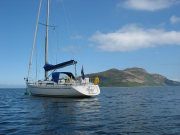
[85,67,180,87]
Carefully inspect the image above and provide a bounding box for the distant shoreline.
[100,86,179,88]
[1,85,180,89]
[0,87,26,89]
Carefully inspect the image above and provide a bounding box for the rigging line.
[37,30,46,79]
[49,34,52,64]
[30,70,35,81]
[49,32,53,64]
[37,46,44,79]
[49,32,55,65]
[65,0,78,39]
[38,22,58,27]
[27,0,42,79]
[58,35,74,55]
[37,40,45,79]
[36,31,38,80]
[31,68,44,80]
[37,36,43,77]
[46,69,56,80]
[31,68,44,73]
[56,1,59,64]
[65,0,84,65]
[62,0,74,58]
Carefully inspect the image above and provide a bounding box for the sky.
[0,0,180,88]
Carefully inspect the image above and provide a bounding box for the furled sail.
[43,60,77,71]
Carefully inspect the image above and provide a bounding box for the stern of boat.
[72,84,100,96]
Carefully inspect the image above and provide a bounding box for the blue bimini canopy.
[52,72,75,83]
[43,60,77,71]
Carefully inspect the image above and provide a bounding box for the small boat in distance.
[25,0,100,97]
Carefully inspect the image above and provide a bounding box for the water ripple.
[0,87,180,134]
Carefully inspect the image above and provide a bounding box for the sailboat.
[25,0,100,97]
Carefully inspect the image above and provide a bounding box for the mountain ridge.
[85,67,180,87]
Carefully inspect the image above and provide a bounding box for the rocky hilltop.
[85,67,180,87]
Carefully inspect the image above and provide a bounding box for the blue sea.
[0,87,180,134]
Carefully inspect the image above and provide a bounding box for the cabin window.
[46,83,54,85]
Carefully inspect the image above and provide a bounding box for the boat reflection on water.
[25,96,100,134]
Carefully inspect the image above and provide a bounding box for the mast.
[45,0,49,80]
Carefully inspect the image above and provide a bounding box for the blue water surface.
[0,87,180,134]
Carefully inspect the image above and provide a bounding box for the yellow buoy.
[94,77,99,85]
[67,77,69,83]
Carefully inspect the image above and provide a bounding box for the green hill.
[85,67,180,87]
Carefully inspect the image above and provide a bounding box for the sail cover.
[52,72,75,83]
[43,60,76,71]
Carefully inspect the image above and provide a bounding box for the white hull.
[27,83,100,97]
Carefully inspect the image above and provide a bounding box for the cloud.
[170,15,180,24]
[119,0,179,11]
[89,24,180,52]
[170,79,180,82]
[70,35,82,39]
